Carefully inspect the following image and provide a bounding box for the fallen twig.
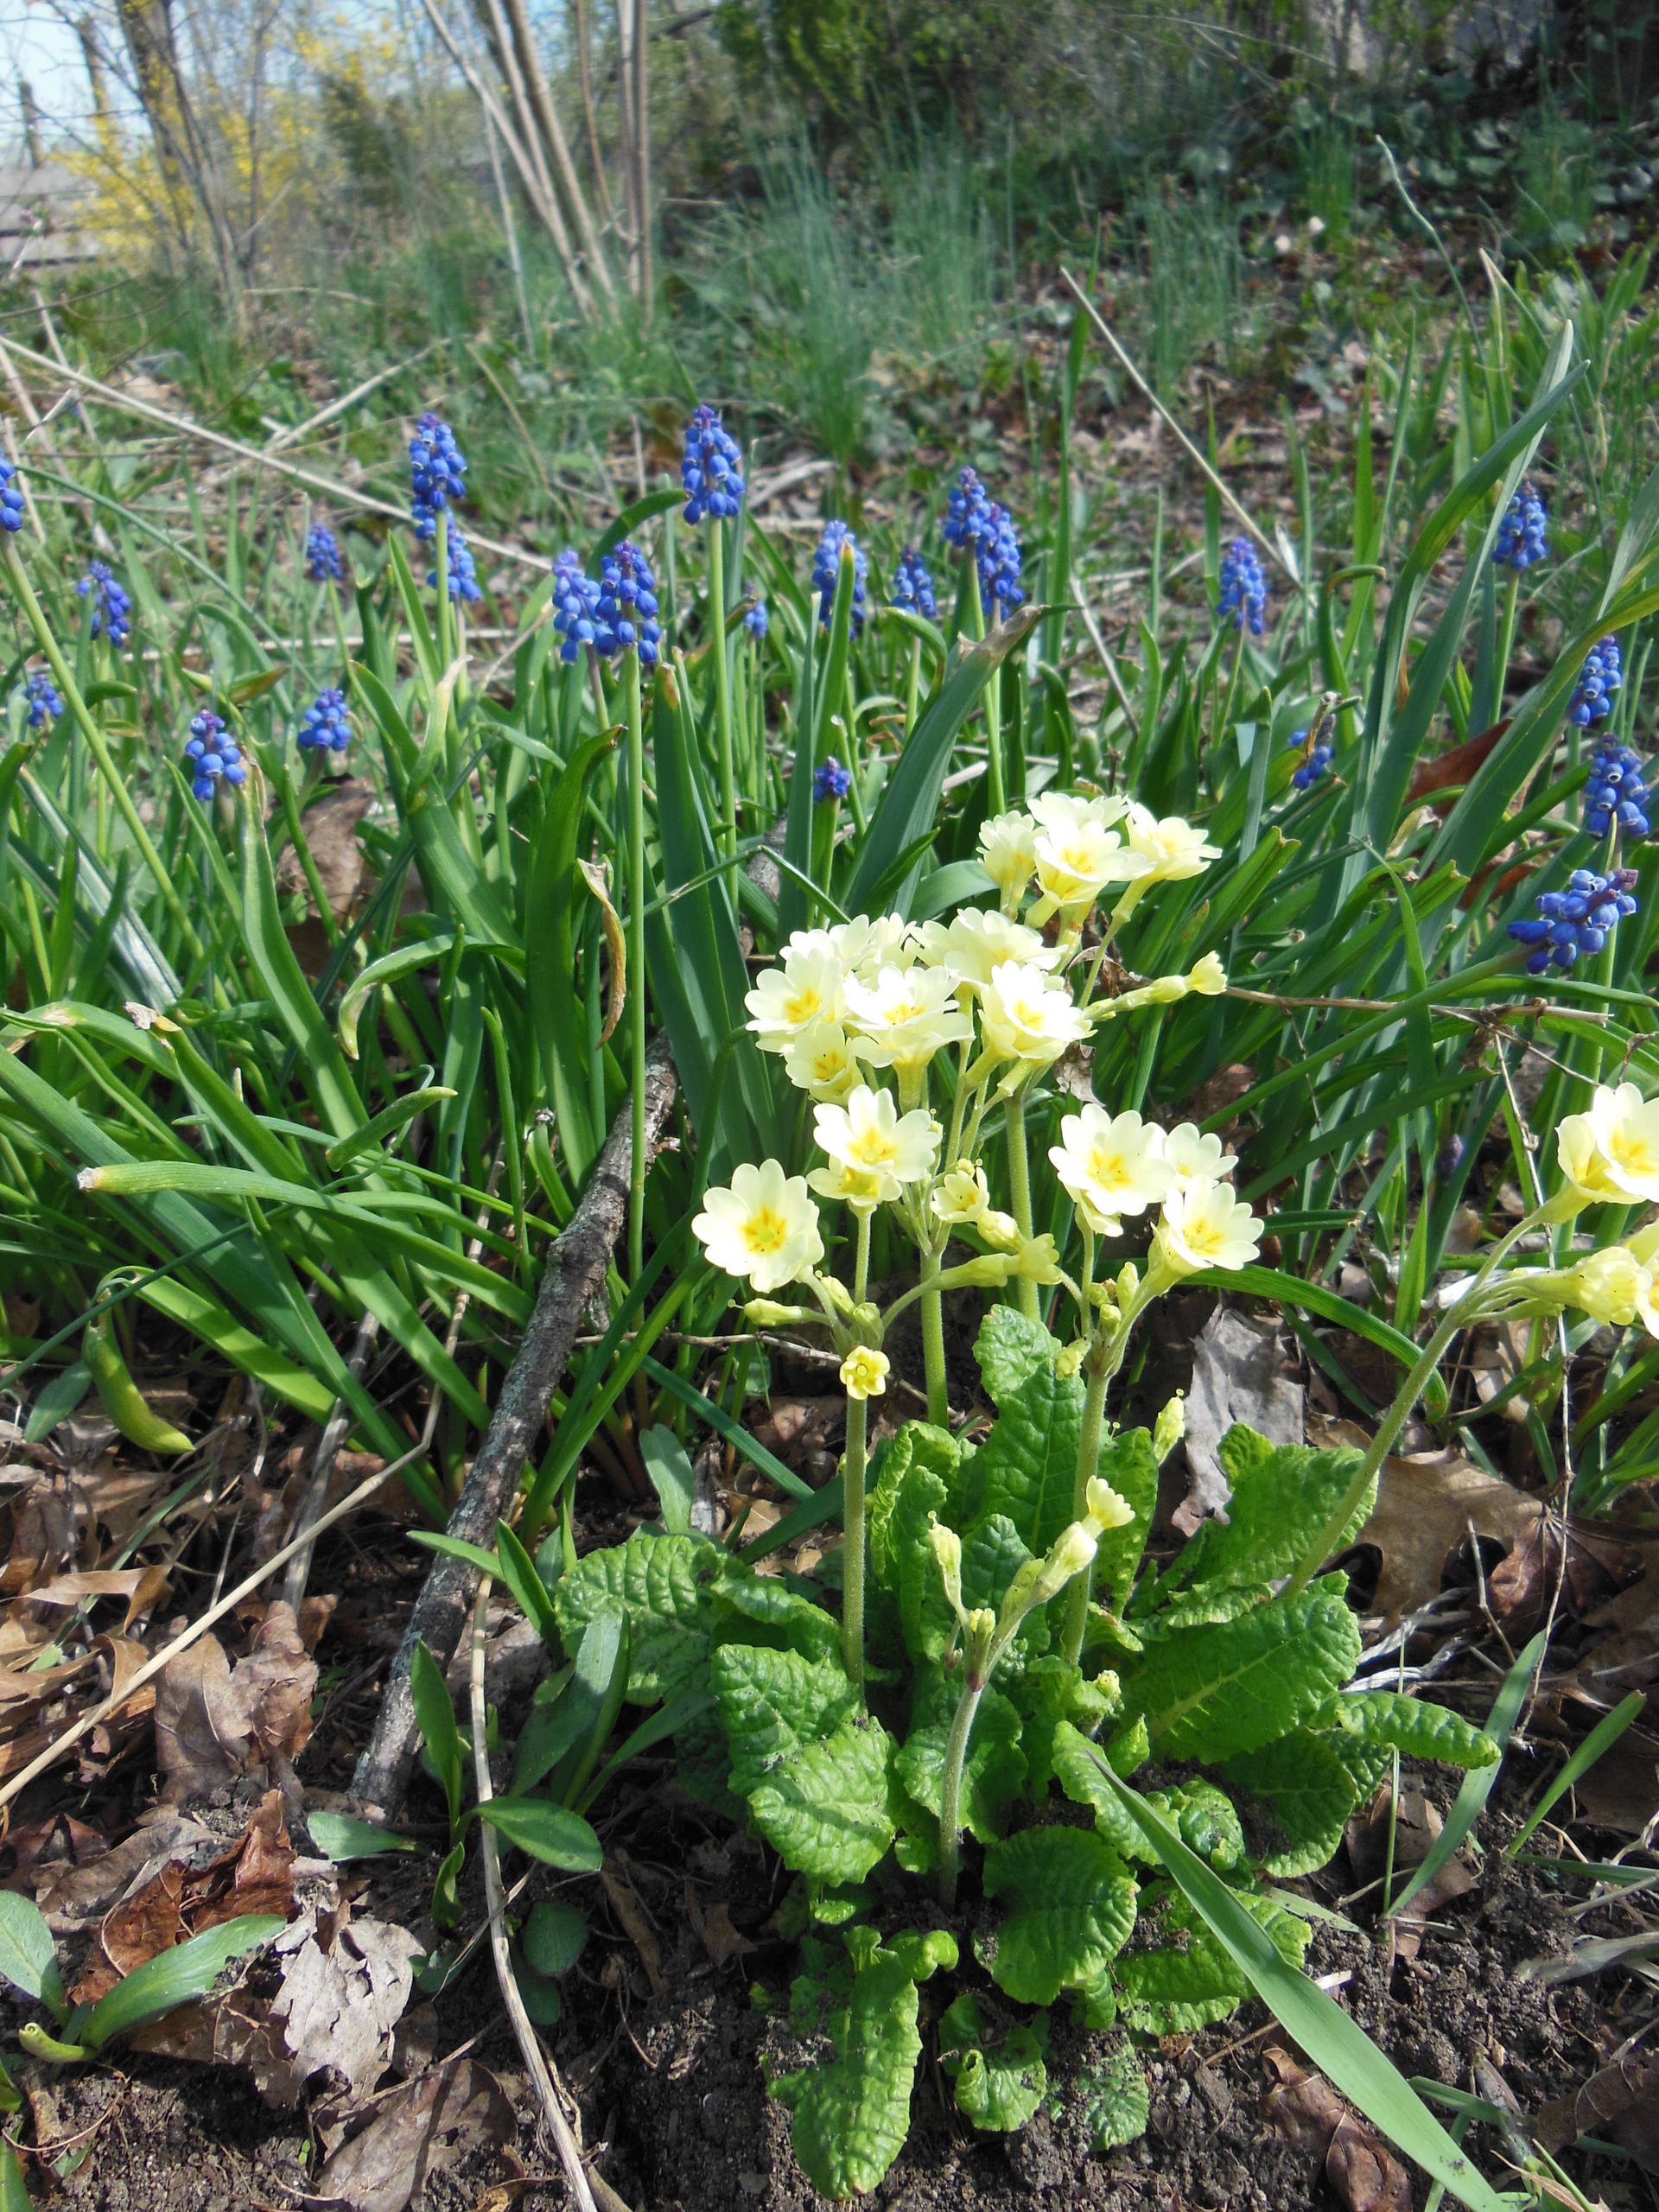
[352,1032,679,1816]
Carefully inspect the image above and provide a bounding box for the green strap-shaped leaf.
[1122,1575,1363,1763]
[978,1827,1138,2005]
[79,1917,284,2051]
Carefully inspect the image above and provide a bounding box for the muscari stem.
[937,1675,984,1910]
[1004,1085,1039,1322]
[709,520,737,865]
[626,646,647,1287]
[842,1208,874,1701]
[1285,1204,1548,1596]
[3,537,203,963]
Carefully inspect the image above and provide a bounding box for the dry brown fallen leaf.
[1353,1445,1540,1625]
[313,2056,514,2212]
[1262,2045,1413,2212]
[154,1602,317,1801]
[1537,2047,1659,2175]
[683,1881,755,1970]
[1176,1306,1304,1535]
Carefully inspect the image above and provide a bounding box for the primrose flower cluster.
[694,787,1252,1440]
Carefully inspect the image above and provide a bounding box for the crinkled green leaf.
[712,1644,894,1881]
[1321,1692,1499,1770]
[963,1313,1084,1555]
[939,1993,1047,2133]
[895,1688,1026,1843]
[1051,1719,1147,1859]
[1008,1659,1119,1798]
[1122,1575,1363,1762]
[772,1945,925,2197]
[963,1515,1044,1647]
[868,1422,963,1587]
[553,1528,726,1705]
[1090,1425,1159,1615]
[1146,1783,1246,1872]
[1116,1891,1309,2034]
[1158,1428,1372,1599]
[874,1450,951,1661]
[979,1827,1138,2005]
[1075,2038,1150,2150]
[713,1573,842,1665]
[1224,1730,1357,1878]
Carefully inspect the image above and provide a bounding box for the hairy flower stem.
[1061,1354,1113,1666]
[919,1242,949,1426]
[937,1675,985,1910]
[625,647,647,1287]
[1004,1088,1039,1322]
[1285,1205,1547,1596]
[3,539,203,963]
[842,1209,874,1700]
[709,521,737,864]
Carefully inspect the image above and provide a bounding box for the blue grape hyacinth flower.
[1567,636,1622,728]
[1493,480,1548,573]
[297,687,352,755]
[812,520,868,634]
[1287,727,1332,791]
[596,541,661,664]
[1584,741,1650,842]
[0,456,23,534]
[78,562,131,648]
[305,524,346,584]
[943,467,990,553]
[429,515,482,603]
[552,548,601,663]
[893,548,937,621]
[977,505,1024,616]
[814,756,851,803]
[681,404,745,524]
[1217,539,1267,636]
[743,597,768,642]
[410,412,467,542]
[22,671,63,728]
[183,709,246,801]
[1508,867,1637,973]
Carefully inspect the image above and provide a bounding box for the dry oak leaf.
[313,2056,514,2212]
[1537,2048,1659,2175]
[1354,1446,1540,1626]
[154,1603,317,1801]
[1262,2047,1413,2212]
[259,1906,423,2107]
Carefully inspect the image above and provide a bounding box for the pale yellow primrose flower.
[931,1158,992,1224]
[980,960,1094,1069]
[1557,1084,1659,1207]
[918,907,1060,995]
[1124,804,1222,885]
[805,1155,888,1213]
[1009,1233,1065,1285]
[814,1084,940,1198]
[746,944,846,1047]
[1162,1122,1236,1192]
[1564,1245,1656,1331]
[692,1160,824,1292]
[840,1345,891,1401]
[1084,1477,1135,1530]
[781,1018,864,1101]
[977,1208,1023,1251]
[1154,1178,1263,1278]
[843,963,973,1070]
[978,811,1038,908]
[1029,791,1130,836]
[824,912,918,980]
[1029,808,1151,927]
[1050,1105,1173,1236]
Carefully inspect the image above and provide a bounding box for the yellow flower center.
[743,1207,790,1256]
[1611,1131,1657,1177]
[785,986,823,1025]
[811,1046,845,1083]
[849,1128,898,1168]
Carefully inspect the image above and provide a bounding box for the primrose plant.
[539,785,1508,2198]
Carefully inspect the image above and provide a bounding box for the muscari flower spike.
[409,411,467,543]
[78,562,131,649]
[893,547,937,621]
[1287,726,1332,791]
[977,503,1024,616]
[305,524,346,584]
[1217,539,1267,636]
[551,547,601,663]
[0,455,23,534]
[1494,479,1548,574]
[812,520,868,635]
[183,709,245,802]
[1509,866,1638,973]
[943,466,991,552]
[297,687,351,754]
[813,756,851,804]
[596,541,661,664]
[23,671,62,728]
[1585,740,1650,842]
[681,404,745,524]
[743,597,768,642]
[429,514,482,603]
[1568,636,1622,728]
